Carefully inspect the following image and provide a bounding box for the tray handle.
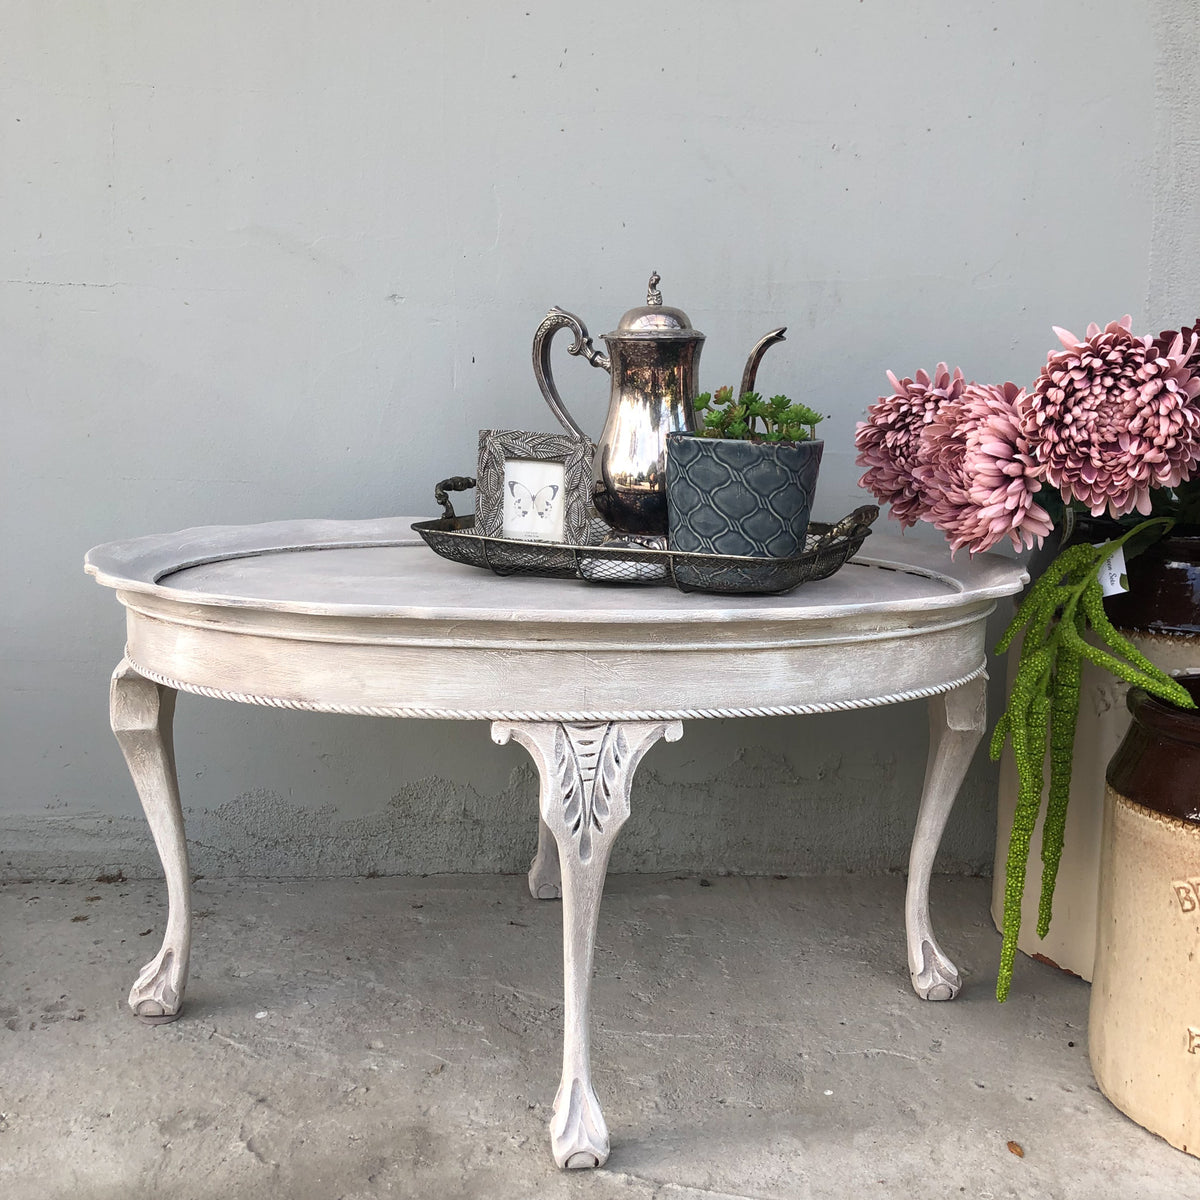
[815,504,879,549]
[434,476,477,520]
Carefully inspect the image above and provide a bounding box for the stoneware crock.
[1089,671,1200,1158]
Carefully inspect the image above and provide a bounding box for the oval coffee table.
[85,517,1027,1169]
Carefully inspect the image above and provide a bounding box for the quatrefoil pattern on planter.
[666,434,823,558]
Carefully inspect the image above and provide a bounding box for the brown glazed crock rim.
[1126,672,1200,746]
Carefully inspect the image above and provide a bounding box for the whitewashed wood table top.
[86,516,1025,620]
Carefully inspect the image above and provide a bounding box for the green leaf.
[787,401,827,428]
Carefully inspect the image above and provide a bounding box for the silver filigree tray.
[411,503,878,596]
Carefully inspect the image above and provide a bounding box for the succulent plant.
[693,387,826,443]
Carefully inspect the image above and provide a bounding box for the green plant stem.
[990,515,1195,1001]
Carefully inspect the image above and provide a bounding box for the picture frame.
[475,429,595,545]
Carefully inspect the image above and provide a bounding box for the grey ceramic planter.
[666,433,824,558]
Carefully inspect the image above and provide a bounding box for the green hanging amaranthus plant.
[989,520,1195,1000]
[856,314,1200,1000]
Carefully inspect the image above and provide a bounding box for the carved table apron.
[85,517,1027,1169]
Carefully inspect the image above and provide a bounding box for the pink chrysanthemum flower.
[855,363,966,527]
[913,381,1054,555]
[1154,317,1200,372]
[1021,316,1200,518]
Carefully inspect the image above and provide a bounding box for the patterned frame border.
[476,429,595,544]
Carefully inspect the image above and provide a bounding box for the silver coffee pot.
[533,272,786,535]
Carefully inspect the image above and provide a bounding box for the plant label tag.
[1095,543,1129,596]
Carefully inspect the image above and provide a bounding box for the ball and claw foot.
[128,948,185,1024]
[911,938,962,1002]
[532,877,561,901]
[551,1077,610,1170]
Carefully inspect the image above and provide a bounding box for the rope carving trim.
[125,655,988,722]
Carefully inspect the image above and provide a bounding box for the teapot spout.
[738,327,787,398]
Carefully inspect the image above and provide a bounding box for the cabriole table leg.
[905,674,987,1001]
[492,718,682,1169]
[528,815,562,900]
[110,658,192,1024]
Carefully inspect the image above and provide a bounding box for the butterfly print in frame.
[476,429,595,545]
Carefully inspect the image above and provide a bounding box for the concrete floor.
[2,873,1197,1199]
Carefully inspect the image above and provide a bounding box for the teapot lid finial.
[610,271,701,337]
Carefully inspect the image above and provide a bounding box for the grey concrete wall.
[3,2,1197,881]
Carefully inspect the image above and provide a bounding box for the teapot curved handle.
[532,307,611,439]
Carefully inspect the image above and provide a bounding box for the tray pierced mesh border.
[411,510,876,596]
